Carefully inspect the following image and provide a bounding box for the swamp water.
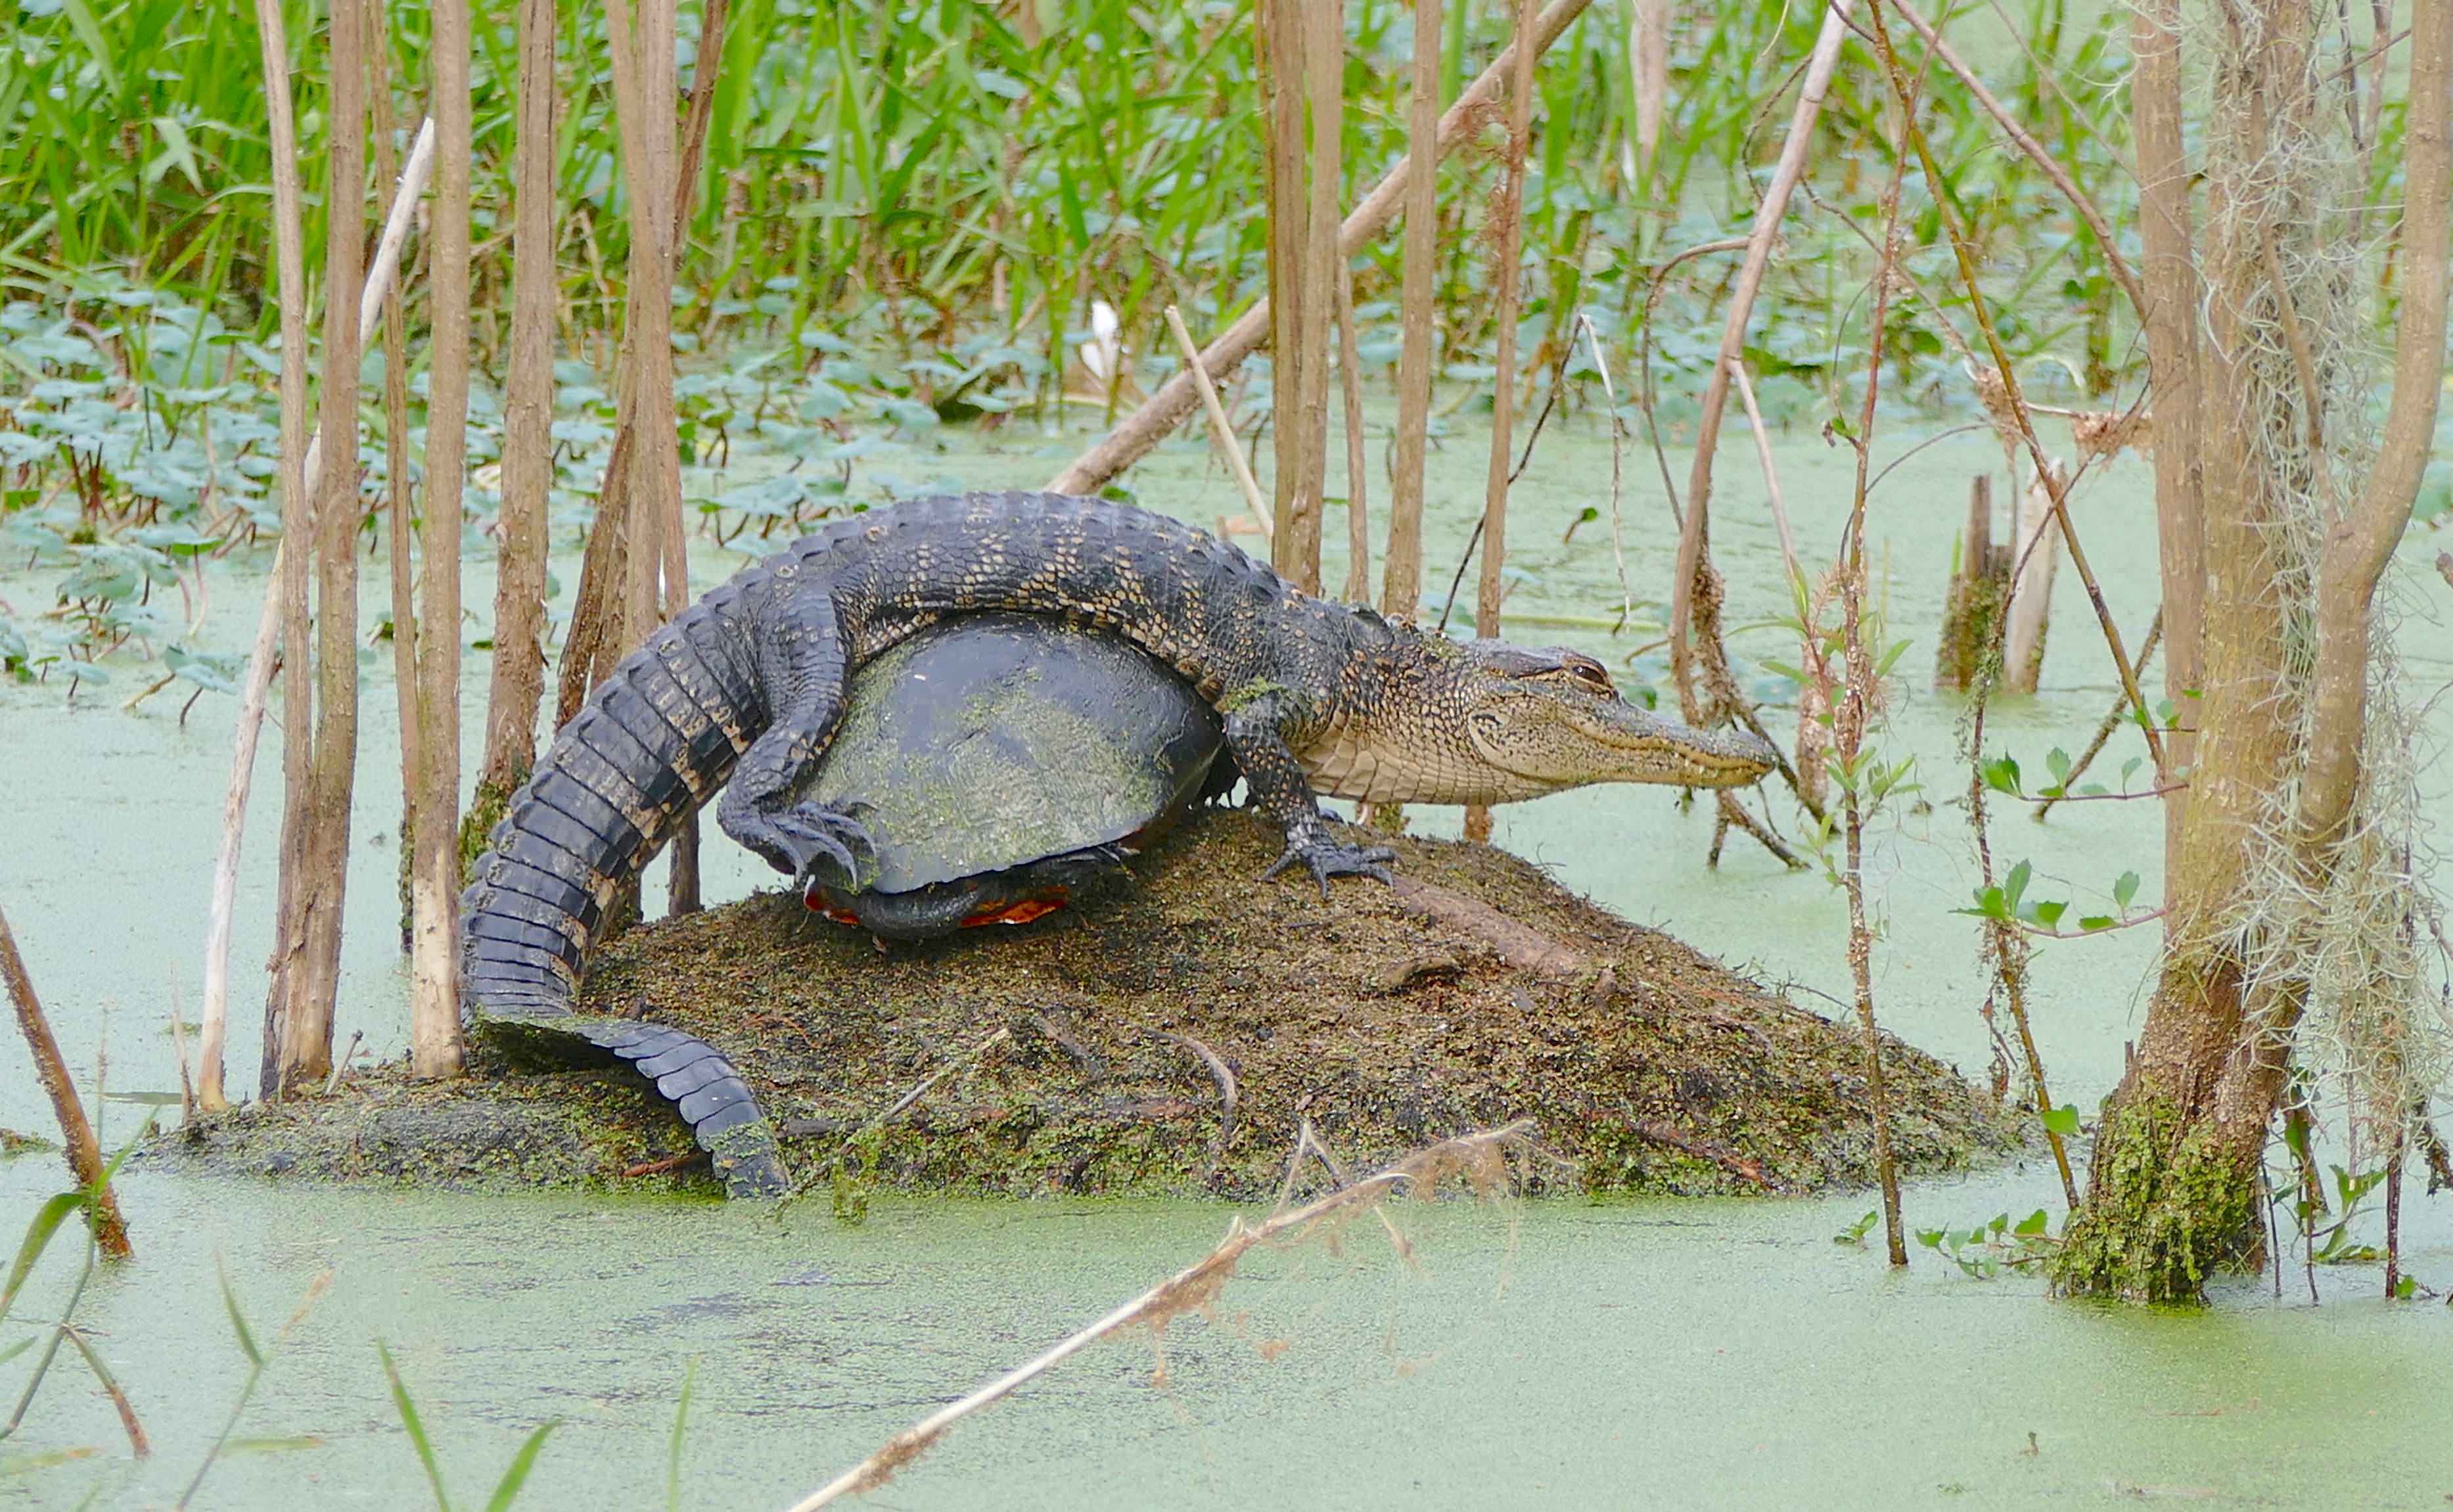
[3,415,2450,1507]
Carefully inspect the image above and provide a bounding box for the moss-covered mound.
[168,812,2014,1199]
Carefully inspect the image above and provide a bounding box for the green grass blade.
[665,1357,696,1512]
[55,0,124,95]
[1,1194,87,1319]
[214,1260,261,1367]
[378,1342,454,1512]
[483,1420,559,1512]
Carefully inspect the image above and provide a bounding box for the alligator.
[459,491,1777,1197]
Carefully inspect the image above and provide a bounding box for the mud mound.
[168,812,2014,1198]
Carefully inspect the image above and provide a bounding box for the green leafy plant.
[1915,1210,2056,1280]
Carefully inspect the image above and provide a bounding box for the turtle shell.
[803,613,1226,896]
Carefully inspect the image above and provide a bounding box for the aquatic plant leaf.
[216,1262,262,1367]
[0,1192,87,1319]
[482,1421,559,1512]
[378,1342,453,1512]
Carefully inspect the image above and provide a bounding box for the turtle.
[795,612,1233,939]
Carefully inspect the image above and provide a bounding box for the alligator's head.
[1298,636,1779,806]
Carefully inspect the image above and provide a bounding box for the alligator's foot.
[1261,829,1398,900]
[566,1018,791,1198]
[750,798,879,894]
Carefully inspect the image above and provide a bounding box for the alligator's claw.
[766,799,878,892]
[1262,834,1398,900]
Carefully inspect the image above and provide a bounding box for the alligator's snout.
[1584,703,1778,789]
[1660,719,1779,788]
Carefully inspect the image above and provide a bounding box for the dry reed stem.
[407,0,473,1078]
[783,1122,1534,1511]
[1335,263,1371,603]
[555,0,731,746]
[1381,0,1442,626]
[1260,0,1307,562]
[822,1026,1013,1175]
[1730,352,1828,816]
[1151,1030,1241,1185]
[268,0,372,1095]
[1726,356,1800,580]
[1047,0,1596,498]
[1570,315,1637,629]
[1632,0,1671,161]
[479,0,561,800]
[1661,3,1852,870]
[1162,304,1270,534]
[1463,0,1538,846]
[1665,0,1852,733]
[373,20,421,976]
[0,902,131,1258]
[1834,45,1915,1267]
[208,115,431,1103]
[1289,0,1344,592]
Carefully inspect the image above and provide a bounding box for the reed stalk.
[1463,0,1536,846]
[1334,262,1371,603]
[0,903,131,1258]
[1380,0,1442,624]
[472,0,562,854]
[1048,0,1596,498]
[407,0,472,1077]
[264,0,372,1097]
[201,118,433,1108]
[203,0,317,1114]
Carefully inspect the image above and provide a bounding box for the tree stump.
[1935,474,2010,691]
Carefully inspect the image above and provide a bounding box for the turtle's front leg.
[714,601,877,890]
[1222,693,1396,898]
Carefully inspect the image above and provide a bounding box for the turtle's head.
[1436,639,1778,797]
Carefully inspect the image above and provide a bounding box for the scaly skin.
[460,492,1776,1197]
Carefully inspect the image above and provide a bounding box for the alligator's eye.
[1553,654,1616,696]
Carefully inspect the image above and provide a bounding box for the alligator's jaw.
[1301,706,1776,806]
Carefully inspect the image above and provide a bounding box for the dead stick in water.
[0,902,132,1258]
[782,1122,1533,1511]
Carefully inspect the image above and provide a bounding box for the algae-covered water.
[4,412,2451,1508]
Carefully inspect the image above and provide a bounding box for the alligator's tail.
[458,595,791,1197]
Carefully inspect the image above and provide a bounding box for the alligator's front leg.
[1223,691,1395,898]
[714,592,876,891]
